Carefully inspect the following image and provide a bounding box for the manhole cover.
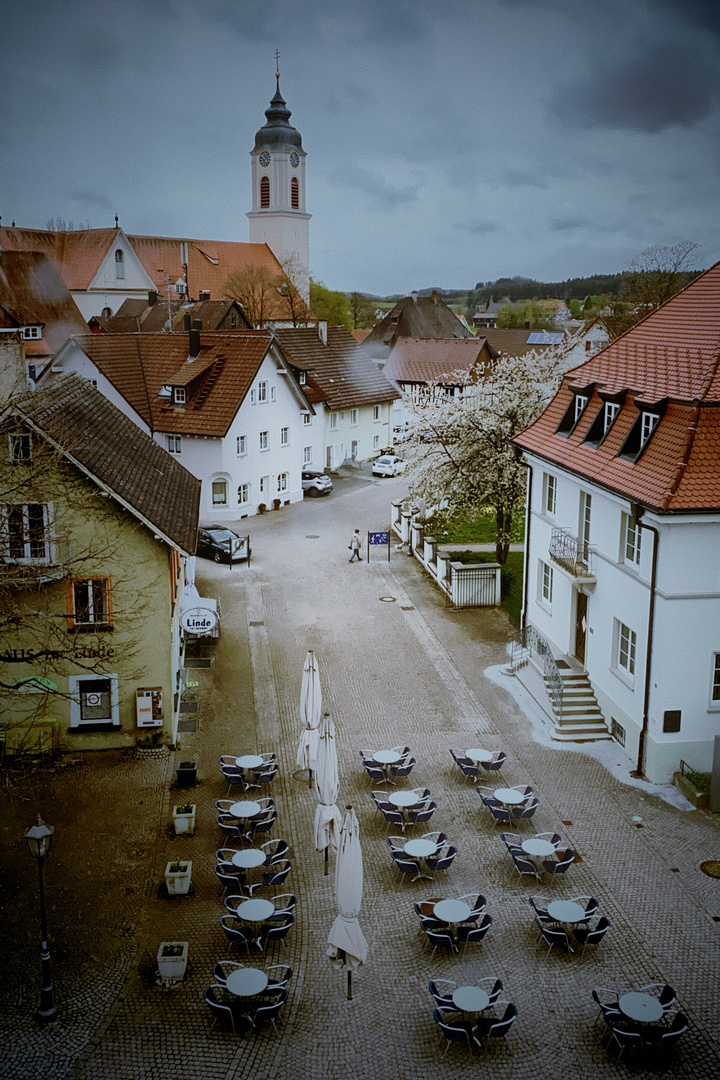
[700,860,720,879]
[379,596,396,602]
[305,535,320,539]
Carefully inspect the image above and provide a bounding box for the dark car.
[196,526,251,563]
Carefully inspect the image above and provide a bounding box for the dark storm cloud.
[548,43,718,132]
[332,164,419,209]
[204,0,427,45]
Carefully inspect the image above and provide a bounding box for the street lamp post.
[24,815,57,1024]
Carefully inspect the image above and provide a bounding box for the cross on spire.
[274,49,280,79]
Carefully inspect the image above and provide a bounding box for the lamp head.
[25,815,54,860]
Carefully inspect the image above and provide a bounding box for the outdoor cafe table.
[453,986,490,1013]
[433,899,471,927]
[235,897,275,922]
[236,755,264,770]
[389,790,420,808]
[229,800,262,821]
[226,967,269,997]
[232,848,266,870]
[618,993,664,1024]
[522,838,555,858]
[465,748,489,763]
[546,900,585,925]
[404,838,437,881]
[373,749,401,784]
[493,787,525,806]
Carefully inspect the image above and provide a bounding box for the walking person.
[348,529,363,562]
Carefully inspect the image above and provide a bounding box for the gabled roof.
[382,337,492,385]
[274,326,400,410]
[92,297,251,335]
[0,251,89,355]
[514,260,720,513]
[480,328,568,357]
[60,331,286,437]
[5,375,200,553]
[0,228,117,290]
[360,293,470,363]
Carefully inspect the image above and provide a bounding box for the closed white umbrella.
[297,650,322,785]
[327,805,368,999]
[313,714,341,873]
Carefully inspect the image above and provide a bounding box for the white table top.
[547,900,585,923]
[434,899,471,924]
[232,848,266,869]
[465,748,489,763]
[229,800,262,819]
[373,749,401,764]
[453,986,490,1012]
[389,790,421,807]
[494,787,525,805]
[236,754,264,769]
[236,898,275,921]
[619,992,664,1023]
[226,967,269,997]
[522,838,555,857]
[404,838,437,857]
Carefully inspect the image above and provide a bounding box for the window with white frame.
[68,577,112,631]
[280,427,289,446]
[236,434,247,456]
[539,560,553,606]
[238,483,251,505]
[299,371,306,385]
[373,404,381,421]
[260,475,269,494]
[621,513,642,566]
[574,394,588,424]
[250,389,256,404]
[173,387,186,405]
[543,473,556,516]
[603,401,620,434]
[211,480,227,505]
[614,620,637,679]
[329,412,339,430]
[351,409,359,426]
[277,472,287,492]
[22,325,42,339]
[303,413,312,426]
[271,385,276,401]
[166,434,181,454]
[710,653,720,707]
[257,381,268,402]
[9,433,32,464]
[640,411,659,447]
[1,503,51,562]
[259,430,268,451]
[303,446,312,464]
[114,249,124,279]
[579,491,592,558]
[373,434,380,449]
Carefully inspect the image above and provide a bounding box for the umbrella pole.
[324,845,329,875]
[347,971,352,1000]
[308,767,313,790]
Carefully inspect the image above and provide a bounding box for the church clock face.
[290,152,299,167]
[259,151,270,167]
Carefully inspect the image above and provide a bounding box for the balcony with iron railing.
[549,527,596,580]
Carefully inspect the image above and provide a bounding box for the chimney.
[318,320,328,345]
[189,327,201,358]
[431,290,438,305]
[198,289,210,301]
[411,291,418,304]
[192,318,202,331]
[148,290,157,306]
[183,312,191,331]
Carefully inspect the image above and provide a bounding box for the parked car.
[302,469,333,496]
[196,527,251,563]
[372,454,407,478]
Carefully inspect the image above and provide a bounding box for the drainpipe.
[520,459,533,634]
[634,505,658,777]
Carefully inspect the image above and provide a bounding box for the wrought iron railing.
[511,624,563,721]
[549,527,595,576]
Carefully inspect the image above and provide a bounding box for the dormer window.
[619,402,665,461]
[298,371,306,385]
[114,249,124,279]
[173,387,186,405]
[583,393,626,447]
[22,325,42,340]
[555,385,595,436]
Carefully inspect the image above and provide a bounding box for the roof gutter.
[633,506,658,778]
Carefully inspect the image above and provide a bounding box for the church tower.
[247,66,311,302]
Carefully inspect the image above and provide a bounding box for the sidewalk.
[2,471,719,1080]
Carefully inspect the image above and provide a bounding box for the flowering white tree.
[405,346,569,563]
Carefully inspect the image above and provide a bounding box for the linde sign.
[180,606,219,635]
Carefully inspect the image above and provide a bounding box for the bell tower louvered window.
[260,175,270,208]
[291,177,299,209]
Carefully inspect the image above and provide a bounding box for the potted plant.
[172,801,196,835]
[176,760,197,787]
[273,498,281,510]
[157,941,188,982]
[165,859,192,895]
[258,503,267,514]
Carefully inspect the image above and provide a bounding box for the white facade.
[71,230,157,321]
[524,452,720,783]
[322,400,394,470]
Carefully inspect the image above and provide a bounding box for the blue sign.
[369,531,390,545]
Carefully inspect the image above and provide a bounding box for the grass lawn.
[425,508,525,546]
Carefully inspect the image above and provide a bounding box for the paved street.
[2,463,720,1080]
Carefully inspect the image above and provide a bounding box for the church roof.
[6,374,201,554]
[513,260,720,513]
[252,78,305,155]
[275,326,400,410]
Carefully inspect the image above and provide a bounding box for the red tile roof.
[382,337,492,384]
[514,261,720,512]
[0,251,89,355]
[67,331,278,436]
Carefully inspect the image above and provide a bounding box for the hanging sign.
[179,605,219,635]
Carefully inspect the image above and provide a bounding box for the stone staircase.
[546,668,611,741]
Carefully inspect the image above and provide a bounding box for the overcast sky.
[2,0,718,295]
